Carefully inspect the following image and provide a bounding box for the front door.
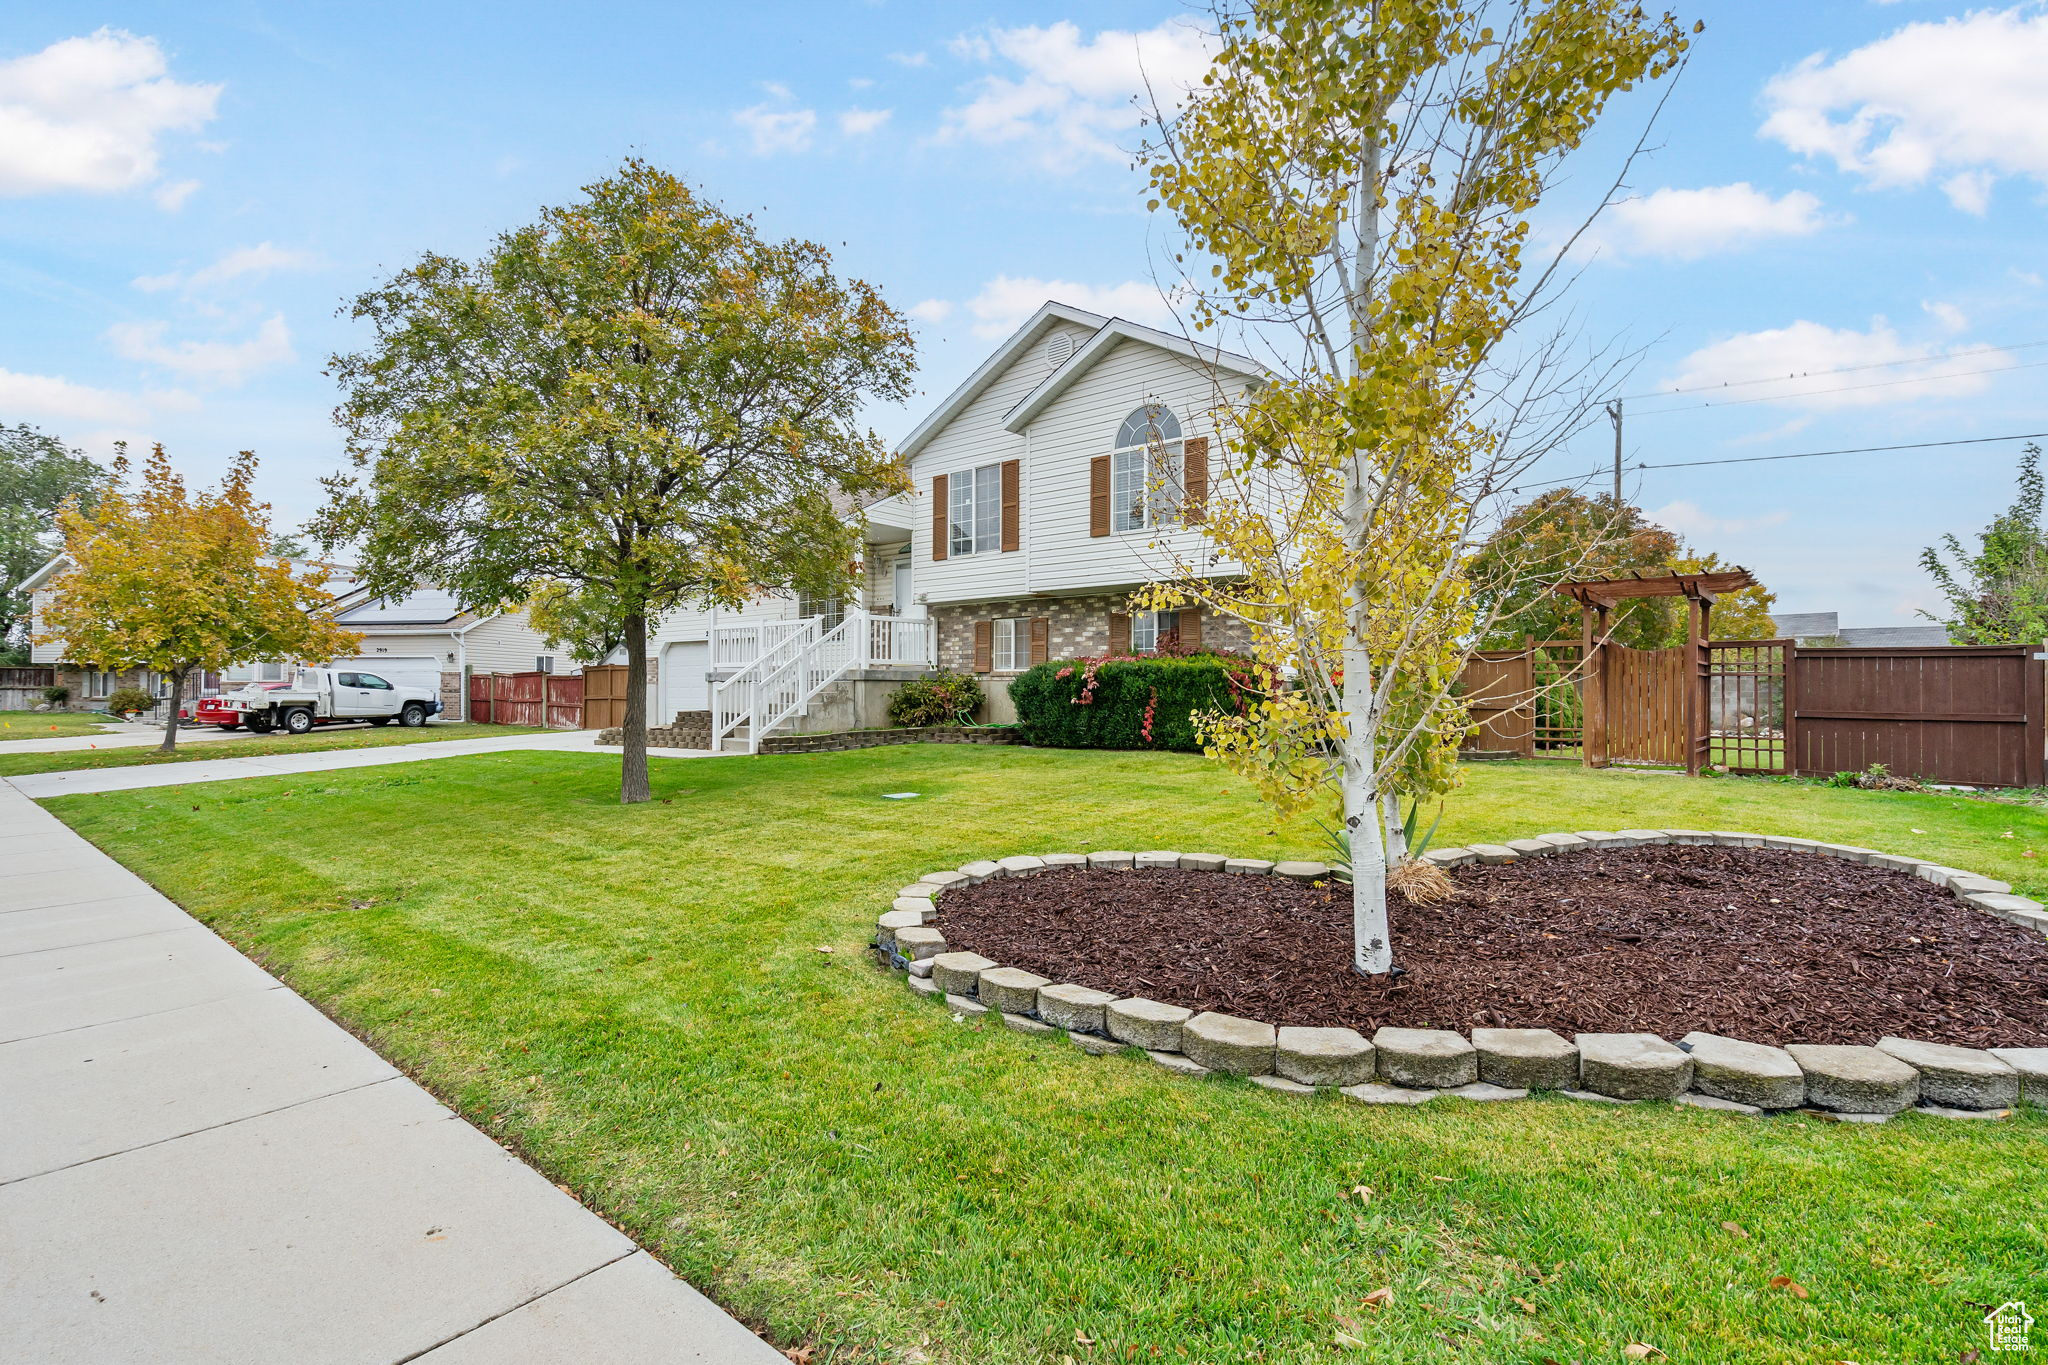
[892,559,916,616]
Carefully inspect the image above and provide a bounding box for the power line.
[1626,358,2048,417]
[1614,338,2048,403]
[1503,429,2048,497]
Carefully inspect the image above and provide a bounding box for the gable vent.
[1045,333,1076,368]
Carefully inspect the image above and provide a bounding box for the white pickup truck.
[203,667,443,735]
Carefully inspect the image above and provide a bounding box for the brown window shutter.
[1028,616,1051,666]
[1107,612,1130,655]
[1089,455,1111,537]
[1179,606,1203,650]
[1000,458,1021,551]
[972,619,994,673]
[1181,437,1208,524]
[930,474,948,561]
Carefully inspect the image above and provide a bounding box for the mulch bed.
[926,847,2048,1047]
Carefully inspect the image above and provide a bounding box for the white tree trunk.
[1342,455,1391,976]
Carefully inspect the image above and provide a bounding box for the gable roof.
[896,301,1109,459]
[332,586,477,628]
[1001,316,1265,435]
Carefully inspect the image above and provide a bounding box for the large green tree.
[1,423,110,660]
[1469,488,1776,648]
[318,160,916,802]
[1919,442,2048,645]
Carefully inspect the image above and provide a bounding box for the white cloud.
[1761,8,2048,208]
[848,76,875,91]
[152,177,198,210]
[906,298,953,324]
[132,242,318,294]
[886,51,930,68]
[1921,300,1968,333]
[733,102,816,156]
[959,274,1173,339]
[106,312,295,386]
[936,19,1216,168]
[1659,318,2015,411]
[1596,183,1830,259]
[0,366,194,426]
[838,107,891,137]
[0,28,219,199]
[1648,500,1791,539]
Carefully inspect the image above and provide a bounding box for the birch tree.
[1140,0,1693,974]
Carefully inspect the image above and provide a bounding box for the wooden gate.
[468,670,585,728]
[580,664,630,730]
[1599,643,1688,766]
[1789,645,2045,788]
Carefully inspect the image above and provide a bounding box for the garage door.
[661,641,710,722]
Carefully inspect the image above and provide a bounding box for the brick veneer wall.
[926,593,1252,677]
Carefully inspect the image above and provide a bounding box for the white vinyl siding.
[462,611,584,675]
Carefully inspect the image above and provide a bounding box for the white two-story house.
[674,300,1263,746]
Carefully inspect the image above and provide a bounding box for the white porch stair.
[708,611,934,753]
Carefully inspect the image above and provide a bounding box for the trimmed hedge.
[1008,654,1247,752]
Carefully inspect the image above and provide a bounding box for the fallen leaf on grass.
[1623,1345,1664,1360]
[1721,1220,1748,1238]
[813,945,835,954]
[1074,1329,1095,1346]
[782,1347,814,1364]
[1349,1184,1373,1202]
[1361,1287,1393,1310]
[1767,1274,1810,1299]
[1334,1331,1368,1348]
[1512,1296,1537,1315]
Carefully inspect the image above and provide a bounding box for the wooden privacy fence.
[1460,624,2048,788]
[580,664,630,731]
[468,670,584,729]
[0,665,57,711]
[1789,645,2044,789]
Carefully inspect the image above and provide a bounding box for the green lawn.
[0,721,550,777]
[0,709,119,742]
[47,748,2048,1364]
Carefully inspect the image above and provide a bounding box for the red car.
[187,682,290,730]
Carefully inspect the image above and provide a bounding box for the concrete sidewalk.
[8,729,713,800]
[0,721,251,755]
[0,784,780,1363]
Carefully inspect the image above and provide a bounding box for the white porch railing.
[707,609,935,752]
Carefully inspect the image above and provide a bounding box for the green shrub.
[104,686,156,716]
[1008,653,1251,752]
[41,685,69,706]
[887,671,984,727]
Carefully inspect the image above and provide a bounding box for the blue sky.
[2,2,2044,625]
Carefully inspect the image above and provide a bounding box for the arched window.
[1111,404,1184,532]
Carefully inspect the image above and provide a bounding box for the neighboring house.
[25,553,575,720]
[22,553,363,717]
[1771,611,1951,648]
[312,584,589,720]
[663,299,1266,745]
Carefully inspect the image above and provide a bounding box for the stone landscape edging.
[873,832,2048,1122]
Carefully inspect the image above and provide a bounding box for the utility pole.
[1606,399,1623,504]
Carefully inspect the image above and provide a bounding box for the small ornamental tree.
[1138,0,1692,974]
[319,159,916,803]
[40,445,361,752]
[1920,442,2048,645]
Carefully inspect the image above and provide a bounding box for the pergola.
[1550,567,1760,773]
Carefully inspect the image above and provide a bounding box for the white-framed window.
[1130,609,1180,655]
[991,617,1031,672]
[86,670,114,698]
[535,655,555,674]
[948,463,1003,556]
[1111,404,1184,532]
